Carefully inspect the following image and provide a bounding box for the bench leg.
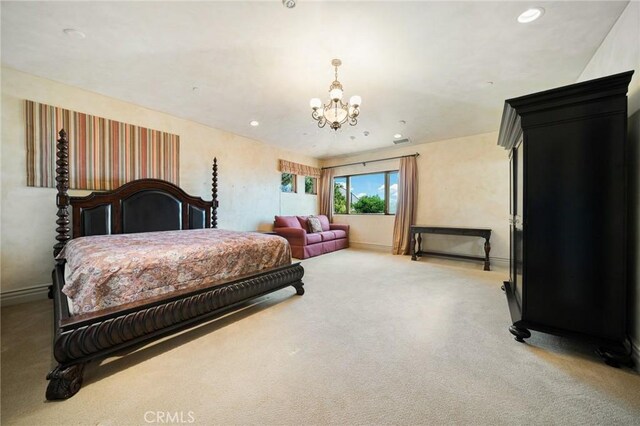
[410,232,417,260]
[483,239,491,271]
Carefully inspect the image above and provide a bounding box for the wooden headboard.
[52,129,219,261]
[70,179,213,237]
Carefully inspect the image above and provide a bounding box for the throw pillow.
[307,216,323,233]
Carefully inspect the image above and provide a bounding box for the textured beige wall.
[321,132,509,264]
[0,67,318,294]
[577,1,640,355]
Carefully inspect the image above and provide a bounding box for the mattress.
[57,229,291,315]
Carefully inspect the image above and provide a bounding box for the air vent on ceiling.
[393,138,411,145]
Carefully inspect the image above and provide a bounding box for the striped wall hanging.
[25,100,180,190]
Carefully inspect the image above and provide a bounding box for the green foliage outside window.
[333,182,347,214]
[305,176,316,194]
[351,195,385,213]
[281,173,295,192]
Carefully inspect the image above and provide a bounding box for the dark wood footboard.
[47,262,304,399]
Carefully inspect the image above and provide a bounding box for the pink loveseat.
[273,215,349,259]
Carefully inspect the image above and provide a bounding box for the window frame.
[333,170,399,215]
[281,172,297,193]
[304,176,317,195]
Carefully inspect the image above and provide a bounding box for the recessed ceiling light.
[394,133,403,139]
[63,28,85,39]
[282,0,296,8]
[250,120,259,127]
[518,7,544,23]
[399,120,407,125]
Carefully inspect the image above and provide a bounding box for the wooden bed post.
[212,157,218,228]
[53,129,71,262]
[48,128,86,400]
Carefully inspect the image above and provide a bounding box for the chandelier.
[309,59,361,131]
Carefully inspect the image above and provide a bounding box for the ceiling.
[1,1,629,159]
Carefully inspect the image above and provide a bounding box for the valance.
[26,100,180,190]
[278,159,321,177]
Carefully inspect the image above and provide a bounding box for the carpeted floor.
[1,248,639,425]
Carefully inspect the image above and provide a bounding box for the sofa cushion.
[332,229,347,239]
[319,231,336,241]
[306,233,322,244]
[307,216,323,233]
[296,216,308,229]
[317,215,331,231]
[274,215,302,229]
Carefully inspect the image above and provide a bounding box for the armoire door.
[510,141,524,310]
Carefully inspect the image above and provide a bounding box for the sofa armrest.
[273,227,308,246]
[274,227,307,238]
[329,224,349,233]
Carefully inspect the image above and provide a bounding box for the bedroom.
[1,0,639,424]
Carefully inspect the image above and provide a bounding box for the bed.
[46,129,305,400]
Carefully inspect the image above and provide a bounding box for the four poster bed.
[46,130,305,400]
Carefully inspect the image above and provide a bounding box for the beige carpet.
[1,249,639,425]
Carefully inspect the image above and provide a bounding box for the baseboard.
[349,242,392,252]
[0,284,50,306]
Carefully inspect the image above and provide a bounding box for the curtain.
[392,156,418,255]
[319,168,335,221]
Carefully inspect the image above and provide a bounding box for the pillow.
[317,215,331,231]
[307,216,323,233]
[296,216,309,229]
[274,216,302,229]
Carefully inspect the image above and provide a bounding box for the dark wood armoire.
[497,71,634,367]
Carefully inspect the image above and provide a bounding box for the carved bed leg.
[46,363,85,400]
[509,325,531,343]
[293,281,305,296]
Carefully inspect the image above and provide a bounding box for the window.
[304,176,317,194]
[333,171,398,215]
[333,177,347,214]
[281,173,296,193]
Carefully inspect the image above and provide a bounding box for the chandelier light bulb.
[310,98,322,110]
[349,95,361,107]
[330,88,343,101]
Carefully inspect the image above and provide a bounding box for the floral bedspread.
[57,229,291,314]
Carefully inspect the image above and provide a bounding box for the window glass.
[281,173,296,193]
[333,177,347,214]
[350,173,385,214]
[305,176,317,194]
[388,171,399,214]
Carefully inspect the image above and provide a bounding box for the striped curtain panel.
[25,100,180,190]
